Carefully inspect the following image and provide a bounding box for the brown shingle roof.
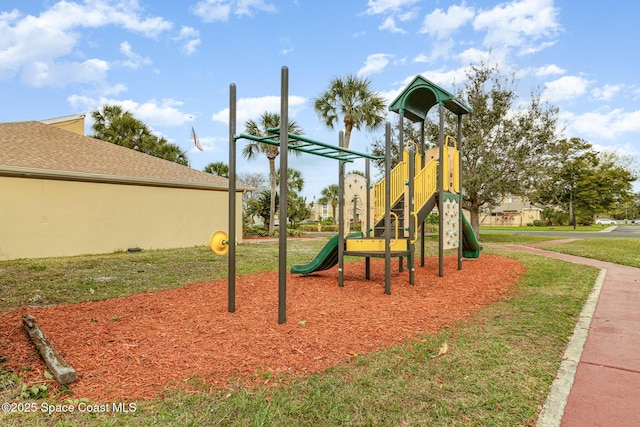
[0,121,247,191]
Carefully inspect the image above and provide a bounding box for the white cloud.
[69,94,196,142]
[211,95,307,126]
[473,0,560,53]
[542,75,591,103]
[591,84,622,102]
[518,40,556,56]
[412,53,429,64]
[562,108,640,141]
[412,39,456,64]
[418,67,468,89]
[45,0,172,37]
[182,38,202,56]
[455,47,494,67]
[365,0,419,33]
[118,42,152,69]
[236,0,276,16]
[365,0,419,15]
[420,4,475,39]
[192,0,276,22]
[379,16,406,34]
[0,1,171,86]
[358,53,394,77]
[535,64,565,77]
[175,26,201,55]
[22,58,110,87]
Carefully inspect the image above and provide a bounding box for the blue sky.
[2,0,639,200]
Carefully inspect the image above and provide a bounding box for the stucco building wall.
[0,176,242,260]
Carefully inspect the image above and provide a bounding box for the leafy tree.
[287,194,311,228]
[91,104,147,150]
[531,138,637,224]
[582,151,636,220]
[541,207,568,226]
[425,63,560,235]
[318,184,339,224]
[275,168,308,227]
[276,167,304,195]
[239,172,268,226]
[245,190,278,231]
[204,161,229,177]
[242,112,303,236]
[314,75,386,149]
[150,137,189,165]
[90,104,189,166]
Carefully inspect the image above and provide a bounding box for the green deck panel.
[290,232,363,275]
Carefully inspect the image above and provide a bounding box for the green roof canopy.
[389,75,472,122]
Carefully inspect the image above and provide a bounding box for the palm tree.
[204,161,229,177]
[151,137,189,166]
[276,167,304,195]
[90,104,188,165]
[91,104,150,150]
[242,112,304,236]
[318,184,339,224]
[313,75,386,149]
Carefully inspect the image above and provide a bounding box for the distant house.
[0,119,248,260]
[480,196,543,226]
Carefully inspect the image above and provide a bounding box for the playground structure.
[212,67,481,324]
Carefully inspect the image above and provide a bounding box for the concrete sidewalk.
[505,243,640,427]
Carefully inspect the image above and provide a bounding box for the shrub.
[243,226,269,238]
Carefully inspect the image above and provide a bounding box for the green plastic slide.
[291,232,363,275]
[461,214,482,258]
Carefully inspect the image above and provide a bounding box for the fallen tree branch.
[22,314,76,385]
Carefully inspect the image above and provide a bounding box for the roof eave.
[0,166,249,192]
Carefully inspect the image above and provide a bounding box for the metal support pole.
[408,144,415,285]
[398,109,405,248]
[228,84,237,313]
[384,122,392,295]
[338,132,345,287]
[457,115,463,270]
[420,120,426,267]
[365,158,371,280]
[278,66,288,324]
[438,104,445,277]
[399,111,405,155]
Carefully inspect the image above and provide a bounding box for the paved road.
[480,224,640,239]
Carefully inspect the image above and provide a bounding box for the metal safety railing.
[370,138,459,226]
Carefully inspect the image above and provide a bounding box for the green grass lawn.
[480,225,602,232]
[0,236,623,426]
[536,238,640,268]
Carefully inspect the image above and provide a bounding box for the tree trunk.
[342,117,353,148]
[470,204,481,238]
[22,314,76,385]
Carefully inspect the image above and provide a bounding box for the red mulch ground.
[0,255,524,402]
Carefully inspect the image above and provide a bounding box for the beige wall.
[0,176,242,260]
[480,209,542,226]
[48,117,85,136]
